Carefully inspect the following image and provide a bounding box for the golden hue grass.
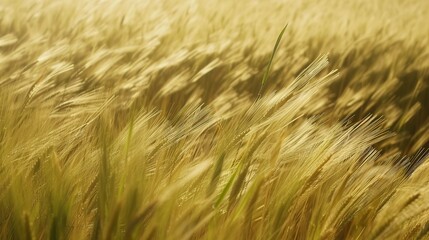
[1,0,429,239]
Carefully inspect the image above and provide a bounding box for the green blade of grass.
[259,24,288,97]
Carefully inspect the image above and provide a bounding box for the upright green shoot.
[259,24,288,97]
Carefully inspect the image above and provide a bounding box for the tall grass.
[0,0,429,239]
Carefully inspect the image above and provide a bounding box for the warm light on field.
[0,0,429,239]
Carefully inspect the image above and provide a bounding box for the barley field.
[1,0,429,239]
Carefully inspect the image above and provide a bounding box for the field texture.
[1,0,429,239]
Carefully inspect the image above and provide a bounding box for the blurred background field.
[1,0,429,239]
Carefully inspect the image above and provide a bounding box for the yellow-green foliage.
[1,0,429,239]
